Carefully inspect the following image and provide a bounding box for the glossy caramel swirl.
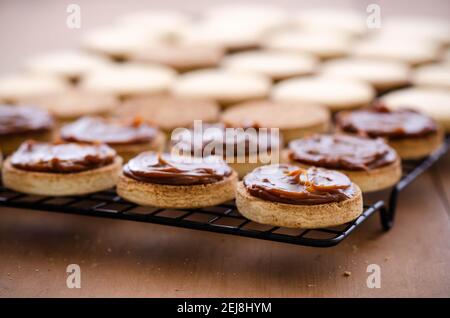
[123,152,233,185]
[60,116,157,145]
[0,105,54,136]
[336,107,437,139]
[10,140,116,173]
[288,134,398,171]
[244,164,355,205]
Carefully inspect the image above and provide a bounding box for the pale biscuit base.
[282,150,402,193]
[236,182,363,229]
[117,171,238,208]
[227,152,281,179]
[0,130,54,156]
[2,156,122,196]
[387,130,444,160]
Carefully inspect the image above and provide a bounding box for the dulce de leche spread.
[10,141,116,173]
[0,105,54,135]
[336,107,437,139]
[289,134,398,171]
[123,152,233,185]
[171,123,280,157]
[60,116,157,145]
[243,165,355,205]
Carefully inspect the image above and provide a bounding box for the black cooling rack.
[1,136,449,248]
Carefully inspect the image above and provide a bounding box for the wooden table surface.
[1,0,450,298]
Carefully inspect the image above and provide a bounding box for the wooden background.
[0,0,450,297]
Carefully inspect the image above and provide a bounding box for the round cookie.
[412,63,450,90]
[236,165,363,229]
[222,50,318,81]
[80,63,176,99]
[131,44,224,72]
[117,152,238,208]
[381,88,450,132]
[0,73,68,104]
[320,58,410,92]
[263,30,353,59]
[25,89,117,124]
[25,50,111,83]
[116,95,220,134]
[2,141,122,196]
[171,69,271,107]
[293,8,366,37]
[272,76,375,111]
[351,37,440,66]
[283,134,402,192]
[220,100,330,143]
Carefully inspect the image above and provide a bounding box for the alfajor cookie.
[115,95,220,134]
[284,134,402,192]
[380,87,450,132]
[263,30,353,59]
[80,63,176,99]
[220,100,330,143]
[0,73,68,104]
[117,152,237,208]
[335,106,444,159]
[60,116,165,162]
[236,164,363,229]
[412,63,450,90]
[2,141,122,196]
[320,58,410,92]
[0,105,55,155]
[222,50,318,81]
[272,76,375,111]
[171,69,271,107]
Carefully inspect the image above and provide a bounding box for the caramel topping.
[123,152,233,185]
[288,134,398,171]
[336,107,437,140]
[243,165,355,205]
[60,116,157,145]
[0,105,54,136]
[10,140,116,173]
[171,123,280,157]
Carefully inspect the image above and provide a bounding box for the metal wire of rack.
[0,136,449,248]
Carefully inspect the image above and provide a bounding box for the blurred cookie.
[25,50,111,83]
[263,30,353,59]
[320,58,410,91]
[81,63,175,99]
[222,50,318,81]
[171,69,271,107]
[131,44,224,72]
[116,95,220,134]
[220,100,330,143]
[412,63,450,90]
[381,87,450,132]
[293,8,366,37]
[0,73,67,104]
[272,76,375,111]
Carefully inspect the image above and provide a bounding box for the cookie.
[272,76,375,111]
[412,63,450,90]
[117,152,238,208]
[222,50,318,81]
[263,30,353,59]
[0,73,68,104]
[171,69,271,107]
[80,63,176,99]
[283,134,402,192]
[236,165,363,228]
[381,87,450,132]
[2,141,122,196]
[320,58,410,92]
[220,100,330,143]
[116,95,220,134]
